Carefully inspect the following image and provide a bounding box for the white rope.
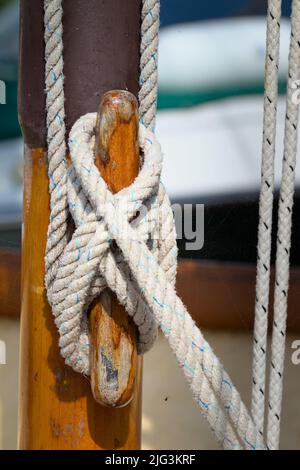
[139,0,160,130]
[252,0,300,449]
[44,0,68,293]
[43,0,267,450]
[66,113,264,451]
[267,0,300,450]
[251,0,282,438]
[44,0,161,358]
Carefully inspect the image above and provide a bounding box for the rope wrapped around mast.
[43,0,299,451]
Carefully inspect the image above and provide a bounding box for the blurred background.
[0,0,299,450]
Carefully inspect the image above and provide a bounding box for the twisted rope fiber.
[139,0,160,130]
[44,0,265,450]
[251,0,282,438]
[266,0,300,450]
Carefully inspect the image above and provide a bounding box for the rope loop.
[47,113,177,375]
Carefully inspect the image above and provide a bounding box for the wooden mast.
[18,0,142,450]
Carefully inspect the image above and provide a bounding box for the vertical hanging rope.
[139,0,160,130]
[44,0,69,296]
[267,0,300,450]
[251,0,282,438]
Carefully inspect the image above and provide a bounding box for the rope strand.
[251,0,282,439]
[267,0,300,450]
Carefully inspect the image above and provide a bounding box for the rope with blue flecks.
[43,0,272,451]
[59,111,265,451]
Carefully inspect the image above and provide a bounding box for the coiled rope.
[252,0,300,450]
[43,0,298,450]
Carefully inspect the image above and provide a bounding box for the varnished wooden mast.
[18,0,142,450]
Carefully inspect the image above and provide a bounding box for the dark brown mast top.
[19,0,142,148]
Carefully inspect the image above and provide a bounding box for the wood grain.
[89,90,140,407]
[18,147,142,449]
